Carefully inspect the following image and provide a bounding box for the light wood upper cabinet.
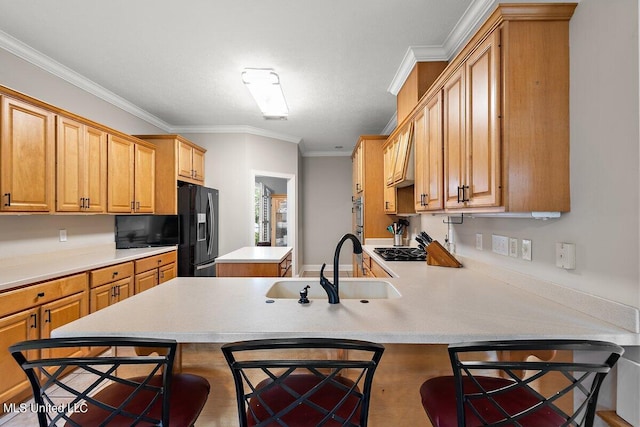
[0,96,55,212]
[351,136,392,238]
[177,139,205,182]
[135,135,206,214]
[383,123,414,189]
[411,4,574,213]
[134,143,155,213]
[56,116,107,212]
[414,92,444,211]
[107,134,155,213]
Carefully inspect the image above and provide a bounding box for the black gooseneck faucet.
[319,233,363,304]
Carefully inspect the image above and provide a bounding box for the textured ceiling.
[0,0,488,155]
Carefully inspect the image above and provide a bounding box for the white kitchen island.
[53,250,639,345]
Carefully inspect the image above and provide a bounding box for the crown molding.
[172,125,302,145]
[386,46,448,95]
[387,0,497,95]
[0,30,173,132]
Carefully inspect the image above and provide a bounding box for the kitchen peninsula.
[53,247,639,345]
[215,246,292,277]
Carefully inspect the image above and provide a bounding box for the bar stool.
[222,337,384,427]
[419,339,623,427]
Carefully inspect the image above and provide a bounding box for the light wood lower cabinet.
[216,252,292,277]
[359,253,392,278]
[0,273,88,409]
[89,262,133,313]
[134,251,177,294]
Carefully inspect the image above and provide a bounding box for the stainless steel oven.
[353,196,363,242]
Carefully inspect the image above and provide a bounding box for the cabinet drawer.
[0,273,87,318]
[90,262,134,288]
[135,251,177,273]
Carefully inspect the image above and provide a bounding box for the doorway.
[251,170,297,274]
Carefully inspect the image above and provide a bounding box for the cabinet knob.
[37,292,45,298]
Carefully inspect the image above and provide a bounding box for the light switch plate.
[475,233,483,250]
[59,229,67,242]
[492,235,509,256]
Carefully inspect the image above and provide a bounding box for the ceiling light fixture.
[241,68,288,120]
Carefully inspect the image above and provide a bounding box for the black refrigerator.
[178,184,219,276]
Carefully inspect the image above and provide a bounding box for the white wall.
[449,0,639,309]
[0,46,165,260]
[183,132,300,261]
[301,156,354,269]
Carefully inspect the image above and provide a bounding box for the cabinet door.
[40,293,87,359]
[1,97,55,212]
[56,116,84,212]
[0,308,39,406]
[108,134,135,213]
[465,31,501,208]
[177,140,193,179]
[114,277,133,303]
[383,140,397,186]
[356,144,364,194]
[90,282,113,313]
[135,269,158,294]
[158,263,176,284]
[134,143,155,213]
[443,66,466,208]
[392,125,412,184]
[84,126,108,212]
[414,107,428,210]
[192,148,205,182]
[423,92,444,210]
[384,185,396,213]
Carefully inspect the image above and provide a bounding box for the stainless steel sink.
[265,279,401,300]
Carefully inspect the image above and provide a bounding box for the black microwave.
[115,215,179,249]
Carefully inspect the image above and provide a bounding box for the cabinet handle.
[45,309,51,323]
[385,201,389,209]
[457,186,463,203]
[462,185,470,202]
[3,193,10,206]
[115,286,120,297]
[30,313,37,329]
[80,197,85,209]
[112,271,118,278]
[37,292,45,298]
[86,197,90,208]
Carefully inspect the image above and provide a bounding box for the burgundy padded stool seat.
[420,375,566,427]
[247,373,362,427]
[68,373,211,426]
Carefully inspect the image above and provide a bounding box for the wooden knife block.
[426,241,462,268]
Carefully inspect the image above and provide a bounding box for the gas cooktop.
[374,247,426,261]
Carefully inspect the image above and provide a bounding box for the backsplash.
[0,215,114,260]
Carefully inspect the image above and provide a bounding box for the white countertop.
[53,246,640,346]
[0,245,177,292]
[215,246,292,263]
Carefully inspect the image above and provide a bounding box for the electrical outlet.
[59,229,67,242]
[555,242,576,269]
[475,233,483,250]
[522,239,532,261]
[492,234,509,256]
[509,238,518,258]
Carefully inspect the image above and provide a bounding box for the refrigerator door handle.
[207,192,215,256]
[196,260,216,270]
